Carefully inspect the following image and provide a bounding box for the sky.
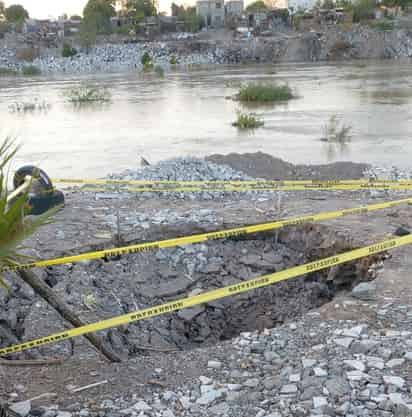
[2,0,179,18]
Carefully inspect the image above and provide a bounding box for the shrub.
[236,83,294,103]
[0,67,17,76]
[141,52,152,66]
[321,115,352,143]
[352,0,376,22]
[62,43,78,58]
[21,65,41,76]
[170,55,178,65]
[372,19,395,31]
[0,138,56,291]
[66,86,111,103]
[232,112,264,129]
[154,65,165,77]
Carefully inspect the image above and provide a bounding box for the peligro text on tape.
[2,197,412,274]
[53,178,412,186]
[69,184,412,193]
[1,233,411,356]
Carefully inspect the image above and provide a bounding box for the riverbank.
[1,24,412,74]
[1,154,412,417]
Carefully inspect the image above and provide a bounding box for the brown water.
[1,60,412,178]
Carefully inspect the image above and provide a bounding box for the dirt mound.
[206,152,370,180]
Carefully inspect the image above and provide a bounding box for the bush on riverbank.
[236,83,294,103]
[66,86,111,104]
[62,43,78,58]
[154,65,165,77]
[0,67,17,76]
[321,115,352,143]
[21,65,41,76]
[232,112,264,129]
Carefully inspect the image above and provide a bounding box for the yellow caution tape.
[54,178,412,186]
[2,196,411,274]
[74,184,412,193]
[0,233,409,356]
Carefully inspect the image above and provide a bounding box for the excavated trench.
[1,224,383,359]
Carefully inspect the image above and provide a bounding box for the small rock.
[334,337,354,348]
[352,282,377,300]
[344,359,366,372]
[280,384,298,394]
[196,389,224,405]
[244,378,260,388]
[313,396,328,409]
[394,226,410,236]
[133,401,151,412]
[386,359,405,368]
[383,376,405,388]
[313,367,328,377]
[9,401,31,417]
[302,359,316,368]
[207,361,222,369]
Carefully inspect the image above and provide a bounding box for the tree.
[352,0,376,21]
[5,4,29,23]
[70,14,82,20]
[83,0,115,34]
[79,16,98,53]
[171,3,202,31]
[245,0,268,12]
[127,0,157,25]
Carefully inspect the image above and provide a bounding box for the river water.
[1,60,412,178]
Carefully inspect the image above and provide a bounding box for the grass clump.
[66,86,111,104]
[0,67,17,76]
[232,111,264,129]
[236,83,294,103]
[321,115,352,144]
[372,19,395,31]
[170,55,178,65]
[21,65,41,76]
[154,65,165,77]
[62,43,78,58]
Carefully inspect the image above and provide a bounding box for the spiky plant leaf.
[0,139,58,290]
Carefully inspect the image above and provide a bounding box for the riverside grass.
[237,83,294,103]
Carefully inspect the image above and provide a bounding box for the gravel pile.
[8,302,412,417]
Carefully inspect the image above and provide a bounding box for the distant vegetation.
[236,83,294,103]
[0,67,17,76]
[21,65,41,76]
[321,115,352,143]
[154,65,165,77]
[62,43,78,58]
[232,112,264,129]
[66,86,111,104]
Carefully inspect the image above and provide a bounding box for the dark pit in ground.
[1,224,382,360]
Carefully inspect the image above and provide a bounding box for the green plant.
[236,83,294,103]
[321,115,352,143]
[0,138,55,291]
[0,67,17,76]
[21,65,41,76]
[62,43,78,58]
[232,111,264,129]
[154,65,165,77]
[66,86,111,103]
[372,19,395,30]
[170,55,178,65]
[141,52,152,66]
[352,0,376,22]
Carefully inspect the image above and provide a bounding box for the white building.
[196,0,225,27]
[225,0,244,17]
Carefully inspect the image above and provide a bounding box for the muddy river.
[1,60,412,178]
